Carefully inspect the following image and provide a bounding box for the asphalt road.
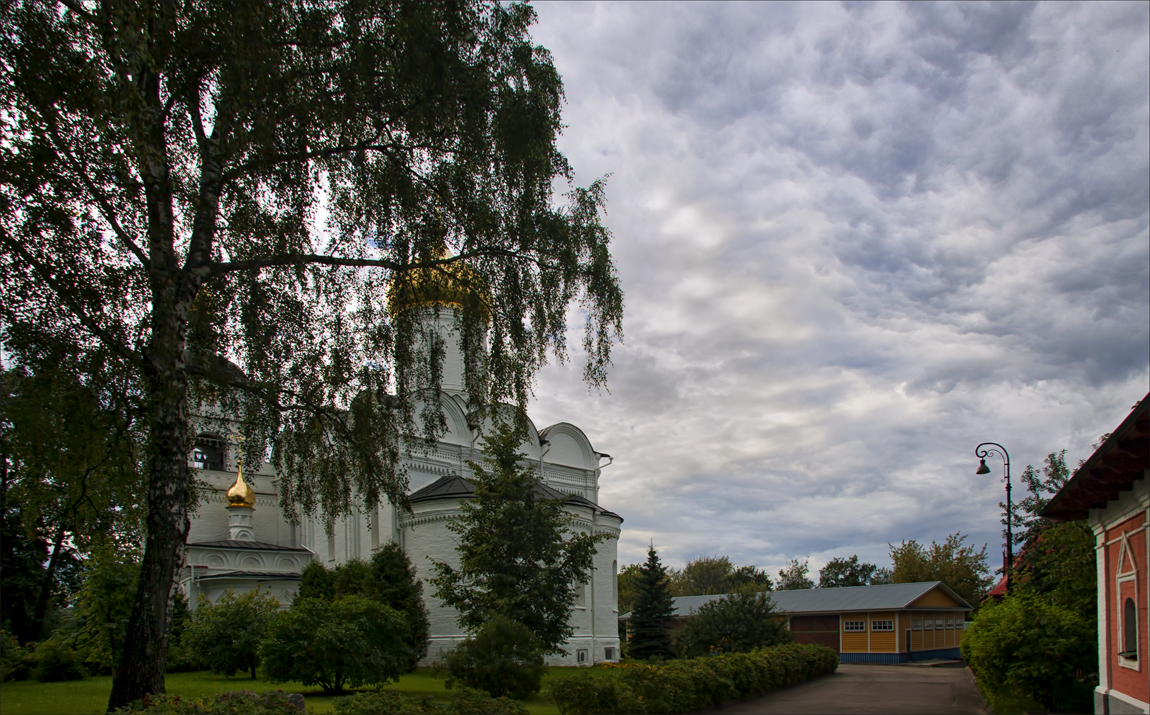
[705,663,987,714]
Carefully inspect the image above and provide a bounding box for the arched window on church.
[192,434,226,471]
[1123,597,1138,659]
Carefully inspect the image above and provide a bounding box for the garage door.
[790,615,840,653]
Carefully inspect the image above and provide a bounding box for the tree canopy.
[817,555,885,588]
[669,555,771,597]
[775,558,814,591]
[295,543,430,671]
[1,1,621,706]
[889,533,992,604]
[673,592,790,658]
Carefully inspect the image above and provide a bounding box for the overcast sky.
[521,1,1150,578]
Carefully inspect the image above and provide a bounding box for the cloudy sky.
[520,2,1150,577]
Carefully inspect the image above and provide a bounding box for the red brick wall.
[1105,511,1148,704]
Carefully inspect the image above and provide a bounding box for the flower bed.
[548,643,838,715]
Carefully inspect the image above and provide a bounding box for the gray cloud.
[526,1,1149,576]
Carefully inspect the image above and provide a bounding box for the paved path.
[705,663,986,714]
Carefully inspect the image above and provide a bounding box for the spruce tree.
[431,421,607,654]
[628,544,676,660]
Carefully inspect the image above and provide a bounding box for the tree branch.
[0,230,143,367]
[43,125,150,269]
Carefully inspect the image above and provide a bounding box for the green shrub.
[549,671,647,714]
[294,543,431,672]
[548,643,838,715]
[673,593,790,658]
[333,687,529,715]
[261,595,407,693]
[1,631,35,681]
[962,591,1094,713]
[185,589,280,679]
[438,615,547,699]
[33,639,85,681]
[113,689,304,714]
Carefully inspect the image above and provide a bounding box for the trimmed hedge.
[113,689,304,714]
[549,643,838,715]
[333,687,529,714]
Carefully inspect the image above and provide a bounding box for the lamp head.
[975,459,991,475]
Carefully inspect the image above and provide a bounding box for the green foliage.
[1,631,35,681]
[32,640,85,682]
[0,366,145,646]
[2,0,623,703]
[334,687,529,715]
[627,545,676,661]
[1012,450,1071,548]
[296,561,335,602]
[55,546,140,675]
[184,589,280,679]
[616,563,644,616]
[432,423,608,654]
[963,446,1098,714]
[261,595,407,694]
[1017,520,1096,615]
[0,503,55,645]
[113,689,304,715]
[817,555,880,588]
[548,643,839,715]
[889,532,992,604]
[673,592,791,658]
[775,559,814,591]
[546,673,646,715]
[299,544,431,671]
[668,556,771,597]
[437,615,547,699]
[166,591,203,674]
[962,591,1094,712]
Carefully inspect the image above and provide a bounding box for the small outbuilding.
[1043,393,1148,715]
[620,581,972,663]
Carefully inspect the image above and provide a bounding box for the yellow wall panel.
[870,631,896,652]
[841,632,868,652]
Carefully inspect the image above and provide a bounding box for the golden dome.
[386,253,491,320]
[226,467,255,509]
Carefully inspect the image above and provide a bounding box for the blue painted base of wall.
[840,648,962,664]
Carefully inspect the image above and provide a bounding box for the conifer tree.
[627,544,676,660]
[431,421,607,654]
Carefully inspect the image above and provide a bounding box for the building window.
[604,647,616,661]
[577,649,588,664]
[935,619,944,629]
[192,434,226,471]
[843,620,865,632]
[912,619,922,630]
[871,620,894,632]
[1122,597,1138,660]
[574,583,587,608]
[946,618,955,629]
[923,618,933,630]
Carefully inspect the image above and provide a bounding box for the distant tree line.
[618,533,992,617]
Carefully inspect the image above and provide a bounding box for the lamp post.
[975,442,1012,594]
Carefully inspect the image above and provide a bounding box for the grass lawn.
[0,667,608,715]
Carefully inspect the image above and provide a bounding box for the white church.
[180,266,624,666]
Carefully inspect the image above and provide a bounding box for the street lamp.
[975,442,1012,594]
